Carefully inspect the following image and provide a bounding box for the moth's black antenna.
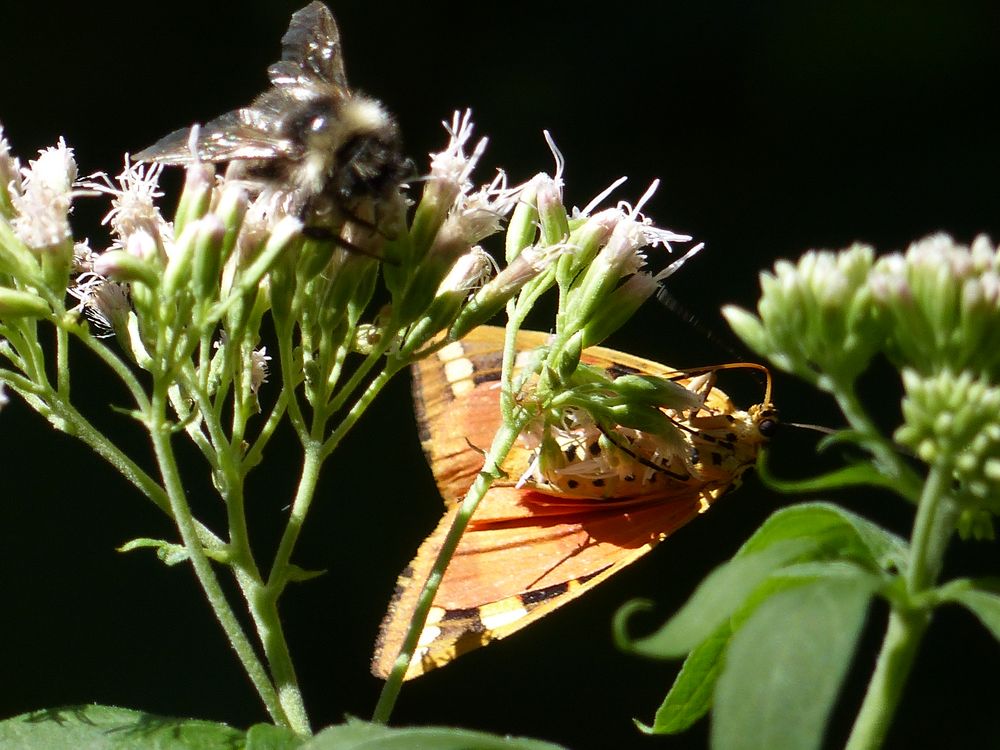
[785,422,837,435]
[655,285,747,364]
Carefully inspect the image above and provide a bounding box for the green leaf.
[639,572,821,735]
[736,502,908,575]
[0,705,245,749]
[815,428,881,454]
[118,538,190,566]
[937,578,1000,642]
[301,718,566,749]
[712,577,876,750]
[771,560,887,586]
[118,538,231,566]
[757,456,908,498]
[636,627,728,734]
[624,504,904,735]
[245,723,305,750]
[284,563,327,584]
[614,538,819,658]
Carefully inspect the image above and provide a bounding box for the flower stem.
[832,380,923,501]
[372,416,528,724]
[253,588,311,735]
[845,465,957,749]
[147,384,294,730]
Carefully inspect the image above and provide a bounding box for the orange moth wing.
[372,326,775,680]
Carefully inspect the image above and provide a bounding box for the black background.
[2,1,1000,748]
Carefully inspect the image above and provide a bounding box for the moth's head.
[751,403,780,441]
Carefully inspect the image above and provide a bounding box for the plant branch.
[372,416,528,724]
[845,465,957,749]
[147,384,293,730]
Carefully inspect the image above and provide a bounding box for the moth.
[135,2,410,241]
[372,326,778,680]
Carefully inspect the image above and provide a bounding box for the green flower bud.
[93,250,159,288]
[241,216,303,298]
[505,178,541,262]
[554,330,583,381]
[0,218,43,283]
[724,244,880,388]
[870,234,1000,378]
[956,507,995,541]
[398,229,471,324]
[580,272,657,348]
[896,368,1000,516]
[0,127,20,220]
[213,184,248,268]
[193,215,229,304]
[172,161,214,238]
[0,287,50,318]
[450,245,563,340]
[319,251,376,331]
[565,221,645,331]
[608,374,703,412]
[559,210,618,287]
[399,247,494,357]
[164,216,224,299]
[537,179,569,247]
[298,237,338,281]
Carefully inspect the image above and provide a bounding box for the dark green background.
[2,2,999,748]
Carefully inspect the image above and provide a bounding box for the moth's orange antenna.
[664,361,773,406]
[718,362,772,406]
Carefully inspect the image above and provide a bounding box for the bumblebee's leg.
[299,224,387,260]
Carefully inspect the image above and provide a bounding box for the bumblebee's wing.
[133,104,299,165]
[136,2,342,165]
[267,1,348,91]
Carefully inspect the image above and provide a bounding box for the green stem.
[845,465,958,750]
[1,368,225,550]
[147,385,294,731]
[55,322,70,397]
[273,318,308,440]
[326,330,396,416]
[905,467,959,593]
[45,395,174,520]
[266,438,324,591]
[251,445,325,734]
[71,320,151,413]
[253,588,311,734]
[243,389,289,474]
[372,417,528,724]
[844,609,927,750]
[832,381,923,501]
[320,360,405,458]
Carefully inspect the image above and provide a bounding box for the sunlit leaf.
[712,577,876,750]
[302,718,567,749]
[0,705,244,749]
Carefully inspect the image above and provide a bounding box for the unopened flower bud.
[0,287,50,318]
[94,250,159,287]
[580,272,658,348]
[173,158,215,237]
[536,177,569,247]
[725,243,879,387]
[450,244,564,340]
[505,178,541,262]
[0,125,21,219]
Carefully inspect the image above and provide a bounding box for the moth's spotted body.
[374,327,776,680]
